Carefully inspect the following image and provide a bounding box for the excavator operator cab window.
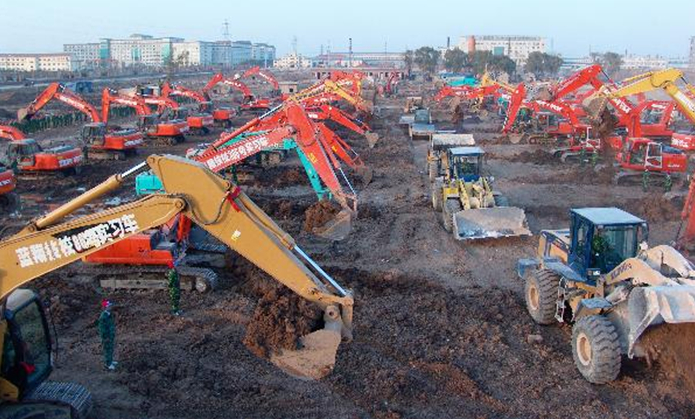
[81,124,105,144]
[3,295,52,395]
[138,115,157,130]
[9,141,42,158]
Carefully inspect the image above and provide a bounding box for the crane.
[101,89,189,145]
[16,83,144,160]
[0,154,354,418]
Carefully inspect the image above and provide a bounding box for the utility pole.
[349,37,353,68]
[222,20,230,41]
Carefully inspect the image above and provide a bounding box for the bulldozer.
[0,154,353,418]
[431,146,530,240]
[518,207,695,384]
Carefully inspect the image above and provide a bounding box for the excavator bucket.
[366,132,380,148]
[17,107,30,122]
[507,133,528,144]
[270,307,345,379]
[453,207,531,240]
[626,285,695,356]
[313,209,353,241]
[355,165,374,185]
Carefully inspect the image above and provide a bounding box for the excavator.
[147,84,215,135]
[101,88,189,145]
[518,207,695,384]
[0,125,83,176]
[0,163,18,210]
[16,83,144,160]
[235,66,281,97]
[161,81,234,128]
[202,73,272,113]
[305,103,380,148]
[0,154,354,418]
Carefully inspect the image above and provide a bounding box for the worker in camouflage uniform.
[97,299,117,370]
[167,261,182,316]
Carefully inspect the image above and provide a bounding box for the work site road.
[3,89,694,418]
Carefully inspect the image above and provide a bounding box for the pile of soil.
[303,199,341,232]
[633,195,684,223]
[640,323,695,394]
[243,286,322,358]
[255,166,308,188]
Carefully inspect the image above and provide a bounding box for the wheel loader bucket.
[366,132,380,148]
[626,285,695,356]
[313,209,353,241]
[270,307,346,380]
[453,207,531,240]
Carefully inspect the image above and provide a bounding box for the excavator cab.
[1,289,92,417]
[567,208,647,281]
[80,123,106,146]
[6,140,42,167]
[137,114,159,133]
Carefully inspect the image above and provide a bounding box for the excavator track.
[69,264,219,293]
[22,381,93,419]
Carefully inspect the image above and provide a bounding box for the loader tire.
[442,199,462,233]
[525,269,559,325]
[428,161,438,181]
[571,315,621,384]
[431,186,442,211]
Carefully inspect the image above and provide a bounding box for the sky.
[0,0,693,58]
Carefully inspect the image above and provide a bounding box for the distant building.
[63,43,100,69]
[458,35,546,66]
[621,54,669,70]
[690,37,695,70]
[274,53,312,69]
[64,35,275,68]
[0,53,75,72]
[313,51,405,68]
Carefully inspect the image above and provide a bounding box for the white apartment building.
[251,43,277,65]
[172,41,212,66]
[98,34,183,67]
[621,54,669,70]
[274,53,312,69]
[63,43,100,69]
[0,53,75,72]
[458,35,546,66]
[313,52,405,68]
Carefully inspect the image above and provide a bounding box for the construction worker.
[97,299,117,371]
[166,261,182,316]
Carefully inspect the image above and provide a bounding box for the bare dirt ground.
[2,79,695,418]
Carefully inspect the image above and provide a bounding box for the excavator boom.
[18,82,101,122]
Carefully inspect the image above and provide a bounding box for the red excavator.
[17,82,143,160]
[235,65,281,97]
[155,82,216,135]
[305,103,380,148]
[0,124,83,176]
[163,81,234,128]
[202,73,272,113]
[102,88,189,145]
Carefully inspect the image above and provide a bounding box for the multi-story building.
[313,51,405,68]
[252,43,276,65]
[0,53,75,72]
[63,43,100,69]
[171,41,213,66]
[458,35,546,66]
[210,41,232,66]
[98,34,183,67]
[230,41,253,66]
[274,53,312,69]
[690,36,695,70]
[621,54,669,70]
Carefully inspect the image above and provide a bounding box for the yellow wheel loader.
[431,147,530,240]
[518,207,695,384]
[0,155,354,418]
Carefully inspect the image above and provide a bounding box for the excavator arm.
[202,73,255,101]
[306,104,379,147]
[0,125,26,141]
[238,66,280,90]
[18,82,101,122]
[0,154,353,379]
[605,69,695,124]
[101,88,151,122]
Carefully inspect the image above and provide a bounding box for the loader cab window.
[4,298,53,394]
[451,154,482,181]
[569,216,591,277]
[591,225,640,274]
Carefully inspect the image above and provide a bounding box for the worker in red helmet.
[97,299,117,370]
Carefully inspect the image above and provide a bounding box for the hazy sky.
[1,0,693,58]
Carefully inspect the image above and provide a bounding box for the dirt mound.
[633,195,684,222]
[255,166,309,188]
[243,286,322,358]
[508,149,562,165]
[303,199,340,232]
[640,323,695,394]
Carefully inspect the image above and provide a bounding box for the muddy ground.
[2,79,694,418]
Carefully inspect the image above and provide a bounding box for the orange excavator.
[153,82,216,135]
[101,88,189,145]
[305,103,380,148]
[235,65,281,97]
[162,81,234,128]
[17,82,144,160]
[0,124,83,176]
[203,73,272,113]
